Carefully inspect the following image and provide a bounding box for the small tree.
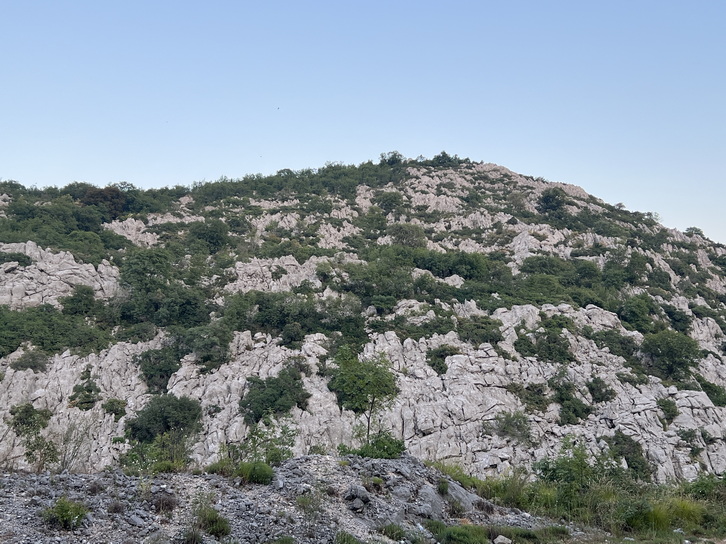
[9,403,59,472]
[328,346,398,442]
[641,329,701,380]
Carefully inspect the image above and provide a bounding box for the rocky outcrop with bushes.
[2,153,726,491]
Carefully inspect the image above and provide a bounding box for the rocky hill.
[2,152,726,491]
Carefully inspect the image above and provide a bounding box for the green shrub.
[135,346,184,394]
[641,329,701,379]
[355,429,405,459]
[239,366,311,424]
[506,382,550,413]
[586,377,616,403]
[549,377,592,425]
[235,461,274,484]
[427,344,459,375]
[488,410,532,444]
[196,505,231,538]
[605,431,651,481]
[334,532,364,544]
[9,350,49,373]
[438,478,449,495]
[656,398,679,425]
[9,403,58,471]
[0,251,32,266]
[68,366,101,410]
[42,496,88,530]
[102,398,127,421]
[125,395,202,443]
[695,374,726,406]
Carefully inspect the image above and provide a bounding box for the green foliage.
[239,367,311,424]
[373,190,404,214]
[120,429,193,474]
[427,344,459,375]
[379,523,406,540]
[328,347,398,441]
[0,303,112,358]
[68,366,101,410]
[223,290,366,348]
[584,327,639,366]
[125,395,202,443]
[102,398,127,421]
[641,329,701,379]
[0,251,32,266]
[656,398,679,425]
[662,304,693,333]
[487,410,532,444]
[135,345,183,394]
[457,315,503,346]
[189,493,231,539]
[548,376,592,425]
[617,293,660,333]
[515,315,575,364]
[42,496,88,530]
[235,461,275,484]
[10,350,49,373]
[605,431,652,481]
[0,194,128,264]
[506,383,550,413]
[341,429,405,459]
[695,374,726,406]
[224,414,296,466]
[586,377,616,403]
[9,403,58,471]
[334,531,365,544]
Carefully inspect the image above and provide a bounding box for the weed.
[42,496,88,530]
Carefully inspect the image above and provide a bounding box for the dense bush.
[9,350,49,373]
[0,304,111,358]
[427,345,460,375]
[239,367,310,424]
[586,377,616,403]
[641,329,701,379]
[235,461,275,484]
[125,395,202,443]
[42,497,88,530]
[342,429,406,459]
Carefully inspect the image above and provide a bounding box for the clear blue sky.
[1,1,724,241]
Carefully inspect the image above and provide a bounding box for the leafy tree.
[536,187,568,214]
[328,346,398,441]
[641,329,701,379]
[9,403,58,471]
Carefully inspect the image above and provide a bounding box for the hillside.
[2,152,726,489]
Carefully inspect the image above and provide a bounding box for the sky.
[1,1,724,241]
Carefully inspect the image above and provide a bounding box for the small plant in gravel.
[235,460,275,484]
[152,492,178,515]
[334,531,364,544]
[379,523,405,540]
[42,496,88,530]
[187,493,232,539]
[107,500,125,514]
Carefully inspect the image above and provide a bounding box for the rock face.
[0,242,119,309]
[2,159,726,487]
